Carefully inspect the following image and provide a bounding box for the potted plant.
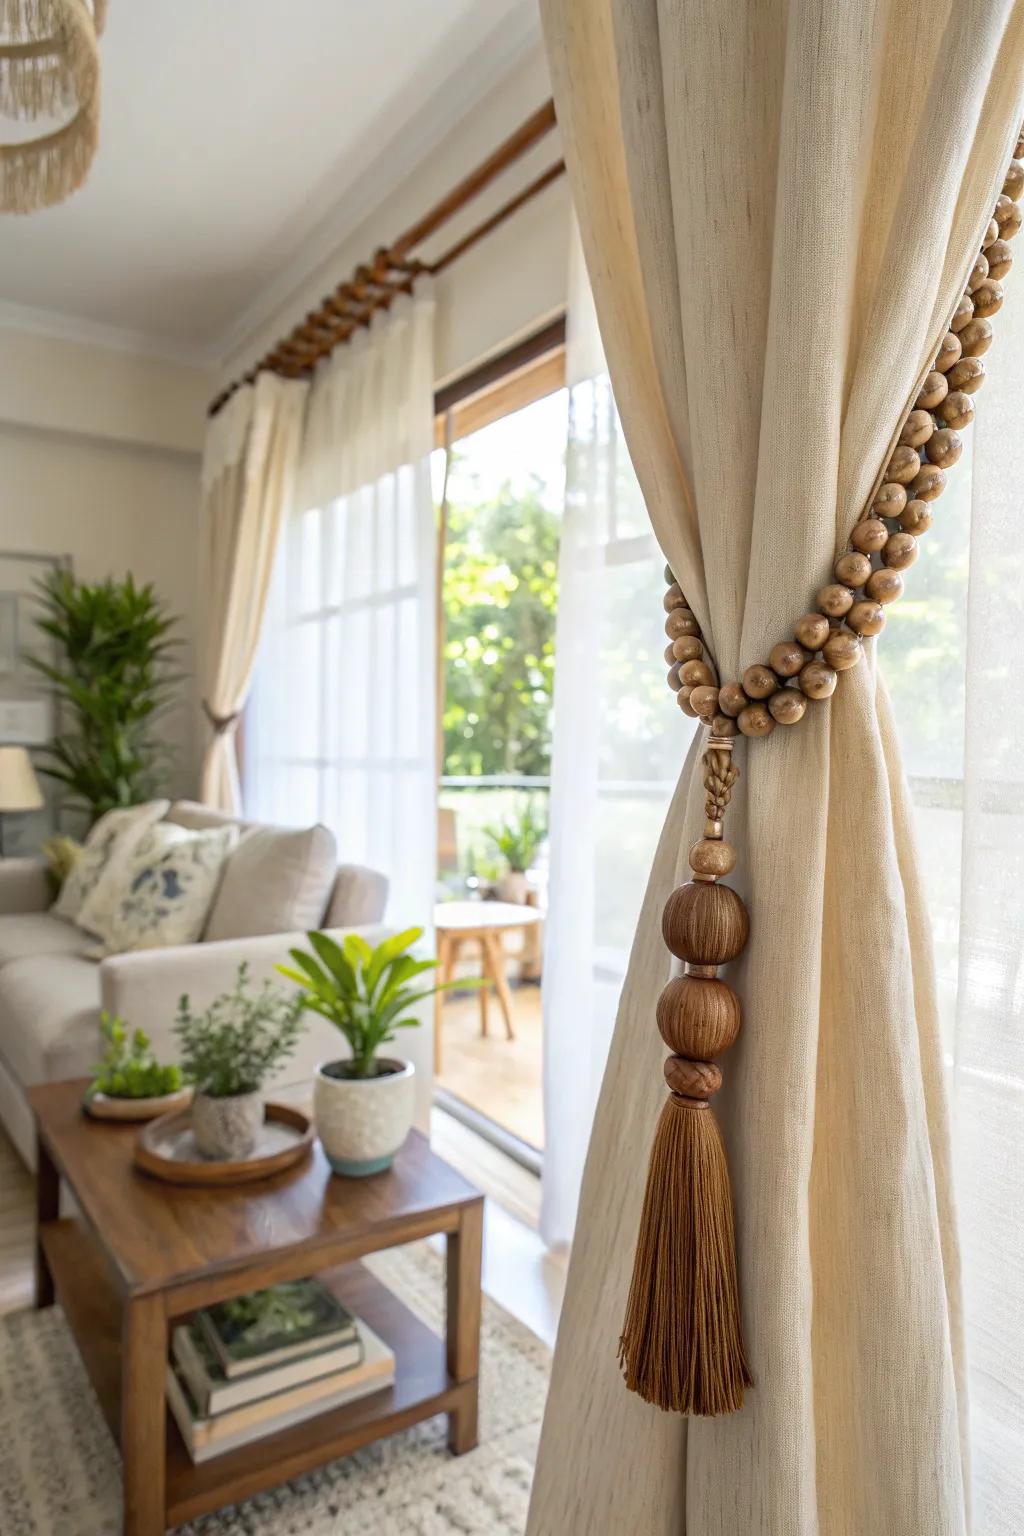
[86,1011,190,1121]
[277,927,459,1177]
[484,796,547,903]
[175,963,305,1160]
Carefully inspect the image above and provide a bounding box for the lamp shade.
[0,748,43,812]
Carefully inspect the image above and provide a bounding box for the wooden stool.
[433,901,543,1075]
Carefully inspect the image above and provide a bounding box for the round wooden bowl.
[133,1101,314,1186]
[84,1086,193,1123]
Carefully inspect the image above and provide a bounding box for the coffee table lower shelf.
[40,1216,471,1528]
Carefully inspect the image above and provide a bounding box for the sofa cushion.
[78,822,239,957]
[52,799,170,922]
[204,823,337,941]
[0,912,86,968]
[0,954,101,1087]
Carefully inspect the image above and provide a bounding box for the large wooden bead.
[983,217,1000,249]
[768,688,807,725]
[847,599,885,636]
[909,464,946,501]
[937,390,974,429]
[742,663,778,699]
[1016,132,1024,161]
[817,583,855,618]
[958,317,993,357]
[885,446,920,485]
[662,880,749,964]
[834,551,872,589]
[677,687,699,717]
[795,612,830,650]
[926,428,962,469]
[899,499,933,536]
[866,567,904,604]
[899,409,934,447]
[672,633,704,662]
[737,702,775,736]
[966,256,989,294]
[689,684,720,720]
[947,356,985,394]
[664,1055,723,1100]
[871,482,908,520]
[666,608,700,639]
[668,663,684,691]
[971,280,1003,319]
[933,332,962,373]
[986,239,1013,280]
[883,531,918,570]
[769,640,809,678]
[688,838,736,878]
[851,518,888,555]
[995,194,1022,236]
[656,975,741,1058]
[681,658,715,688]
[949,293,975,333]
[916,371,948,410]
[799,659,838,699]
[1004,160,1024,201]
[664,643,677,665]
[717,680,748,718]
[823,629,861,671]
[663,583,685,611]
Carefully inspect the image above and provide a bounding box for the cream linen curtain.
[199,372,308,812]
[529,4,1024,1534]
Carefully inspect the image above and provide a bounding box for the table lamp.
[0,746,44,857]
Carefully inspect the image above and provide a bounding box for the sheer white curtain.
[541,236,695,1246]
[948,268,1024,1531]
[246,290,437,931]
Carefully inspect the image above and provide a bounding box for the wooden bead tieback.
[627,124,1024,1421]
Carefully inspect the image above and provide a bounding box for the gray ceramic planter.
[192,1090,263,1160]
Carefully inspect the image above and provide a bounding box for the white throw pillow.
[204,823,337,941]
[51,800,170,923]
[78,822,239,957]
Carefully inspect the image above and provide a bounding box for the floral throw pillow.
[51,800,170,924]
[78,822,239,957]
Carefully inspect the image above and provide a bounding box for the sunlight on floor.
[435,983,544,1150]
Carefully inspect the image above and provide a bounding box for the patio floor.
[435,981,544,1152]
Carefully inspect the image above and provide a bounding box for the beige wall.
[219,46,570,393]
[0,325,212,804]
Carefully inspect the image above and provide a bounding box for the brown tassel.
[618,1094,751,1414]
[619,735,752,1415]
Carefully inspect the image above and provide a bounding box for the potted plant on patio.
[277,927,457,1177]
[484,796,546,904]
[175,963,305,1160]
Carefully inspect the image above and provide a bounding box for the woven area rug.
[0,1242,550,1535]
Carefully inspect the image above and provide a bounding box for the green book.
[173,1317,364,1414]
[197,1277,358,1380]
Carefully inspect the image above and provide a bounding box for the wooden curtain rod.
[208,99,560,417]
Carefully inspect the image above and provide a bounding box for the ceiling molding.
[0,298,217,370]
[213,13,545,370]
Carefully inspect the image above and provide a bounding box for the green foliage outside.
[26,571,181,824]
[484,795,548,872]
[442,473,559,778]
[90,1012,183,1100]
[175,963,305,1097]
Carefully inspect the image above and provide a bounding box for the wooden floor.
[436,982,544,1150]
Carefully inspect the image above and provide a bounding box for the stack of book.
[166,1277,395,1463]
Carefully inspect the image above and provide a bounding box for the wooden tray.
[84,1086,193,1123]
[134,1102,314,1186]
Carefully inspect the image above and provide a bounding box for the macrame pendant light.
[619,125,1024,1417]
[0,0,106,213]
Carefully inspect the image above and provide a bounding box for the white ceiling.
[0,0,541,365]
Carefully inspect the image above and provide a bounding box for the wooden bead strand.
[630,121,1024,1423]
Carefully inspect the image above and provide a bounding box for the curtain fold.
[245,290,437,932]
[199,372,308,812]
[529,3,1024,1532]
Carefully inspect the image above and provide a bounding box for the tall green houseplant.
[27,571,181,824]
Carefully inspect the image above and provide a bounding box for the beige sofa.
[0,801,388,1168]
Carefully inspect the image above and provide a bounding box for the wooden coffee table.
[30,1078,484,1536]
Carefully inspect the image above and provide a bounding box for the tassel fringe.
[0,0,100,119]
[0,89,97,212]
[619,1093,752,1415]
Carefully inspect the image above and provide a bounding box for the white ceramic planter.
[495,870,529,904]
[314,1058,416,1177]
[192,1090,263,1160]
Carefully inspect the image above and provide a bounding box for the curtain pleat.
[529,1,1024,1531]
